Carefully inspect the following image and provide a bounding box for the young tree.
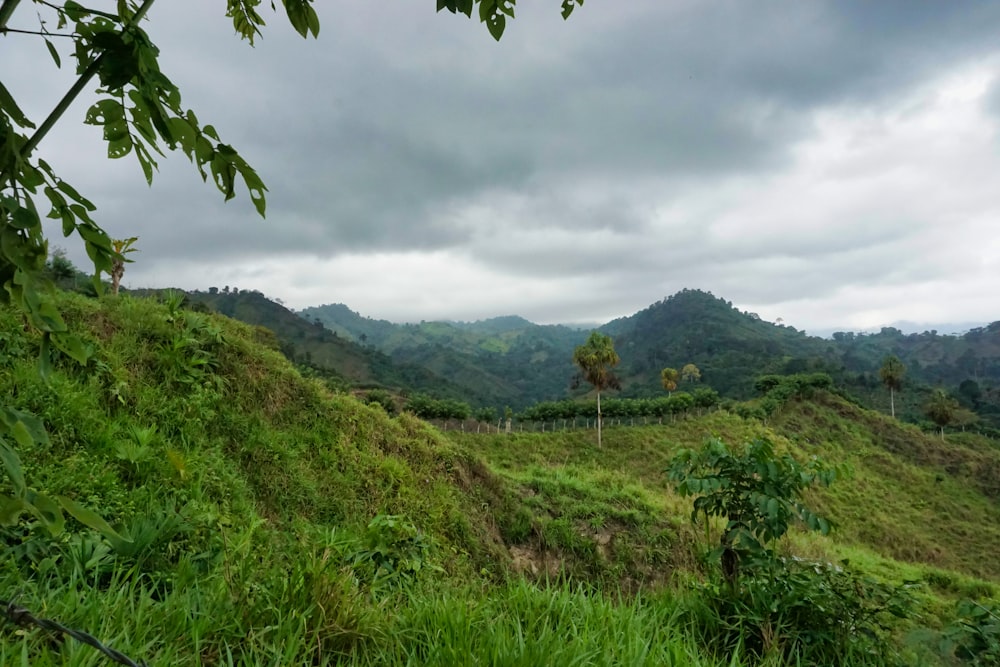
[669,437,834,590]
[879,355,906,418]
[110,237,139,295]
[681,363,701,384]
[661,367,679,396]
[925,389,959,440]
[573,331,620,448]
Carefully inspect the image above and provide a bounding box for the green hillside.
[2,292,998,665]
[160,288,1000,436]
[296,300,590,408]
[176,288,492,403]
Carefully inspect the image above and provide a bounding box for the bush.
[940,599,1000,666]
[686,558,916,663]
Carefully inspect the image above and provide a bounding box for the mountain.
[603,289,833,398]
[158,288,489,403]
[301,302,589,408]
[162,287,1000,430]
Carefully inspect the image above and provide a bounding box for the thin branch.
[0,26,74,36]
[0,0,158,180]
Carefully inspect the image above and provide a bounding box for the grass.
[2,292,998,665]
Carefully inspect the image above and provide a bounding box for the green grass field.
[1,293,997,665]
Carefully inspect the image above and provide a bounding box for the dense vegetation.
[185,289,1000,441]
[2,292,999,665]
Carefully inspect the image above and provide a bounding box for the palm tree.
[879,355,905,418]
[573,332,620,448]
[661,367,679,396]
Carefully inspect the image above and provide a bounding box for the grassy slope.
[2,293,998,665]
[451,396,1000,591]
[0,293,515,663]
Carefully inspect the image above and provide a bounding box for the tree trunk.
[890,387,895,418]
[111,260,124,295]
[597,390,602,448]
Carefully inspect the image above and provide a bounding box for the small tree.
[925,389,959,440]
[661,367,679,396]
[681,363,701,384]
[109,237,139,295]
[573,331,620,448]
[669,437,835,590]
[879,355,906,418]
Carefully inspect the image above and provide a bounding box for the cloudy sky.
[5,1,1000,334]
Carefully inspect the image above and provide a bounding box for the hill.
[171,288,494,403]
[298,300,592,408]
[157,287,1000,431]
[603,289,833,398]
[2,292,998,664]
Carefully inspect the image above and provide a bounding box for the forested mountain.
[300,301,588,407]
[160,288,488,404]
[172,287,1000,427]
[603,289,833,398]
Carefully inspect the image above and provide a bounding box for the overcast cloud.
[4,1,1000,334]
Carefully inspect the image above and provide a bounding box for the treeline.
[391,388,722,424]
[396,374,837,428]
[520,389,720,422]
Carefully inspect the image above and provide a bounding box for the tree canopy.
[661,367,679,395]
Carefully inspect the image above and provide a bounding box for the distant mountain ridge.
[167,287,1000,427]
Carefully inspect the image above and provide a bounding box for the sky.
[4,0,1000,335]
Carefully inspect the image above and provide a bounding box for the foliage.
[940,599,1000,666]
[925,389,960,438]
[109,236,139,295]
[436,0,584,41]
[1,0,314,340]
[668,437,835,587]
[573,332,621,394]
[669,437,917,664]
[878,355,906,392]
[363,388,398,415]
[879,355,905,418]
[406,393,472,421]
[681,363,701,383]
[517,392,715,423]
[1,407,128,544]
[685,557,917,664]
[661,367,679,394]
[348,514,442,590]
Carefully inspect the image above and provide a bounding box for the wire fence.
[428,413,706,434]
[2,597,147,667]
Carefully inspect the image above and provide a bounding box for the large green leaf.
[0,441,26,498]
[60,496,132,543]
